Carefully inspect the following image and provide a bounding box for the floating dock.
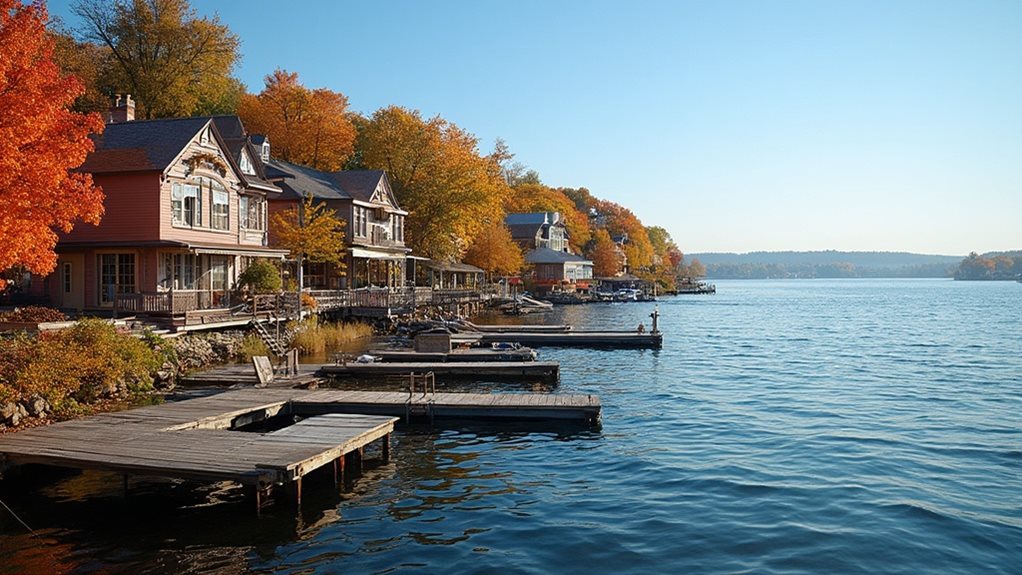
[318,361,559,382]
[476,331,663,349]
[368,347,538,362]
[0,387,600,511]
[458,321,572,333]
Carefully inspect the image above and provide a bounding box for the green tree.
[237,260,281,294]
[73,0,241,118]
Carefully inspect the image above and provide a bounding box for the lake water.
[2,279,1020,574]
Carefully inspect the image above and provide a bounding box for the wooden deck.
[318,361,559,382]
[476,331,664,349]
[0,387,600,508]
[0,388,398,509]
[368,347,538,362]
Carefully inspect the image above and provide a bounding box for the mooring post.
[650,306,660,334]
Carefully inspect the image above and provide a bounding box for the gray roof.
[525,248,592,265]
[80,117,211,173]
[331,170,386,203]
[426,260,485,273]
[507,222,543,240]
[265,159,349,201]
[505,212,549,225]
[210,116,276,189]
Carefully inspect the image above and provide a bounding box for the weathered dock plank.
[317,361,560,382]
[476,331,663,349]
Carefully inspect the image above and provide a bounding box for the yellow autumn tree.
[588,229,622,278]
[357,106,509,260]
[73,0,242,118]
[271,195,346,287]
[239,69,356,171]
[463,219,524,278]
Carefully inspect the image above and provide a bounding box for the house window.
[210,256,228,292]
[239,150,255,175]
[212,185,229,230]
[172,182,202,226]
[99,253,135,304]
[241,196,266,231]
[360,207,368,236]
[161,253,201,290]
[62,262,72,293]
[354,207,366,237]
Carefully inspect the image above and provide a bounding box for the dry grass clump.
[289,317,373,356]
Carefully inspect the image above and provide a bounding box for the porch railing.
[115,286,493,317]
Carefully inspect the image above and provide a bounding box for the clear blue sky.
[49,0,1022,255]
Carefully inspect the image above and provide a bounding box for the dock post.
[381,433,391,463]
[334,455,346,486]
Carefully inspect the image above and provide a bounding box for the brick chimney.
[107,94,135,123]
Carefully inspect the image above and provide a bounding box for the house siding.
[60,173,162,242]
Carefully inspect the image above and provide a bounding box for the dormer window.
[261,141,270,162]
[239,149,255,175]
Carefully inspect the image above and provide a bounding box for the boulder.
[1,402,17,424]
[23,395,48,418]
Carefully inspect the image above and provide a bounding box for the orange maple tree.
[0,0,105,289]
[238,69,356,171]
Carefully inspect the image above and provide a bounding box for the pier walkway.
[0,387,600,509]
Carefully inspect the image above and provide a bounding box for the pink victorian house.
[34,97,287,320]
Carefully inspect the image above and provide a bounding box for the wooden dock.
[476,331,663,349]
[458,321,572,333]
[0,388,600,509]
[318,361,559,382]
[368,347,538,362]
[0,388,397,510]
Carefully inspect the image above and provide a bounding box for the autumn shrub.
[0,306,68,323]
[301,292,318,309]
[289,317,373,356]
[237,334,270,362]
[0,319,163,416]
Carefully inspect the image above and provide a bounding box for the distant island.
[690,251,963,279]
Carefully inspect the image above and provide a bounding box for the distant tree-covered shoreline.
[953,252,1022,281]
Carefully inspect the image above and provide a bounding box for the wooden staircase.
[250,319,287,357]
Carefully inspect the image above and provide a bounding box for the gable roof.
[265,159,349,201]
[507,222,544,240]
[79,117,211,173]
[331,170,386,203]
[526,247,592,265]
[210,116,277,191]
[505,212,549,225]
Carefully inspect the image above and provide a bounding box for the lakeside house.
[30,96,288,317]
[263,162,410,289]
[506,212,570,252]
[524,247,594,295]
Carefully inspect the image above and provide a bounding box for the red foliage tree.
[0,0,105,289]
